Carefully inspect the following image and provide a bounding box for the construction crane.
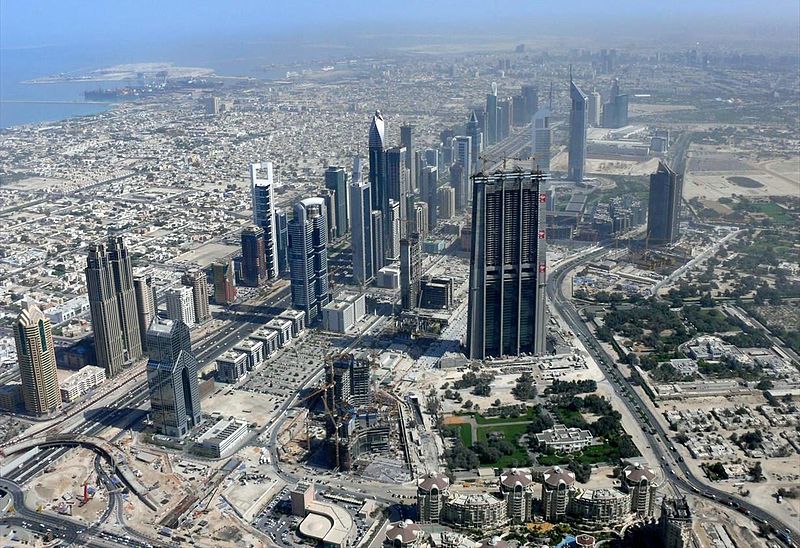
[296,357,342,470]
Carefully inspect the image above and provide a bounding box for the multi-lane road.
[548,246,797,547]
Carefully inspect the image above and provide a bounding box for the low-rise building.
[535,424,593,453]
[567,488,631,527]
[376,267,400,289]
[250,327,280,357]
[194,418,249,458]
[278,309,306,338]
[265,317,293,347]
[322,292,366,333]
[384,520,424,547]
[59,365,106,403]
[0,382,23,412]
[216,351,248,383]
[233,339,265,371]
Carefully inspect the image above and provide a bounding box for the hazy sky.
[2,0,798,50]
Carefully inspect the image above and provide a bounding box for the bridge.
[1,434,158,510]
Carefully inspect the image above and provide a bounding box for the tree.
[463,400,474,410]
[568,460,592,483]
[512,372,538,401]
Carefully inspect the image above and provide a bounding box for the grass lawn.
[473,408,539,425]
[475,422,531,468]
[535,443,624,467]
[454,423,473,447]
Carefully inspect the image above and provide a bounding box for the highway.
[547,246,797,547]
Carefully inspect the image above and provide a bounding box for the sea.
[0,38,363,130]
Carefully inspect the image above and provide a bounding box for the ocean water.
[0,38,362,129]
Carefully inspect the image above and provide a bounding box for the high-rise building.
[387,199,402,260]
[240,225,267,287]
[452,137,472,210]
[274,209,290,276]
[500,468,535,523]
[424,148,439,171]
[498,97,512,140]
[413,202,429,239]
[107,236,143,363]
[86,243,125,378]
[466,110,483,170]
[622,463,657,518]
[288,198,330,322]
[420,165,438,229]
[449,163,465,212]
[521,84,539,122]
[166,286,196,328]
[322,189,337,242]
[14,303,60,416]
[181,269,210,324]
[568,71,588,183]
[417,473,450,524]
[647,161,683,245]
[602,78,629,129]
[486,82,498,145]
[212,259,237,305]
[532,107,552,174]
[350,179,375,285]
[371,210,385,274]
[368,110,387,214]
[325,352,372,409]
[400,233,421,310]
[250,162,279,280]
[134,273,158,350]
[324,166,349,239]
[438,186,455,220]
[440,128,455,166]
[660,497,693,548]
[386,147,409,228]
[400,124,415,192]
[541,466,575,522]
[512,94,527,126]
[146,318,201,438]
[588,90,602,127]
[466,169,547,359]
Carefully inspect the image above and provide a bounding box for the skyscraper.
[14,303,60,416]
[386,146,409,229]
[647,161,683,245]
[438,186,455,220]
[400,124,415,192]
[181,269,210,324]
[449,162,465,212]
[568,70,588,183]
[400,233,421,310]
[371,211,385,273]
[387,199,402,261]
[532,107,552,174]
[521,84,539,122]
[146,318,201,438]
[212,259,237,305]
[241,225,267,287]
[486,82,498,145]
[250,162,279,280]
[324,166,349,239]
[86,243,125,378]
[322,189,337,242]
[466,169,547,359]
[288,198,330,322]
[466,110,482,170]
[368,110,387,214]
[453,136,472,209]
[107,236,143,363]
[420,165,439,229]
[274,209,290,276]
[350,178,375,285]
[498,97,512,140]
[602,78,629,129]
[166,286,196,328]
[134,273,158,351]
[588,90,602,127]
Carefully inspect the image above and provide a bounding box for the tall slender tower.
[86,243,125,378]
[467,169,547,359]
[146,318,201,438]
[568,68,588,183]
[400,233,421,311]
[420,165,439,229]
[107,236,142,362]
[350,178,375,285]
[532,107,553,174]
[466,110,483,170]
[324,166,349,239]
[181,269,210,324]
[251,162,279,280]
[368,110,387,214]
[386,146,409,231]
[14,303,61,416]
[371,210,385,275]
[400,124,415,192]
[240,225,267,287]
[521,84,539,121]
[274,209,290,276]
[134,273,158,350]
[452,137,473,210]
[486,82,498,145]
[288,198,330,322]
[166,286,196,328]
[647,161,683,245]
[212,259,237,305]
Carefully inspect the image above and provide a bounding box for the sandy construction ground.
[551,150,659,177]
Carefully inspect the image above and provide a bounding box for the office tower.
[146,318,201,438]
[107,236,143,363]
[512,95,527,126]
[466,110,483,169]
[440,128,455,166]
[420,165,439,229]
[521,84,538,121]
[14,303,60,416]
[324,166,349,239]
[134,273,158,350]
[400,124,415,192]
[368,110,387,214]
[386,147,409,227]
[602,78,629,128]
[466,169,547,359]
[250,162,279,280]
[400,233,421,310]
[568,70,588,183]
[588,90,602,127]
[452,136,472,209]
[322,189,338,242]
[240,225,267,287]
[449,163,465,212]
[541,466,575,522]
[86,243,125,378]
[647,161,683,245]
[387,199,401,260]
[417,473,450,524]
[532,107,553,174]
[371,211,385,273]
[181,269,210,324]
[166,286,196,328]
[486,82,498,145]
[413,150,423,194]
[350,179,375,285]
[352,155,363,183]
[212,259,237,305]
[438,186,455,220]
[498,97,512,140]
[660,498,693,548]
[413,202,429,239]
[288,198,330,322]
[274,209,290,276]
[424,148,439,171]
